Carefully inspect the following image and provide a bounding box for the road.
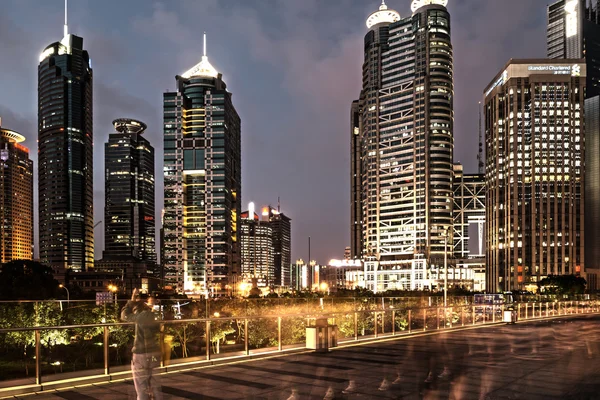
[5,314,600,399]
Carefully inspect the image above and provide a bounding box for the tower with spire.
[163,34,242,295]
[351,0,454,292]
[38,0,94,278]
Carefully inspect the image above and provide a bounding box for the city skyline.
[0,0,552,264]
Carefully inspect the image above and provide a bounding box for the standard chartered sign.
[565,0,578,38]
[527,64,581,76]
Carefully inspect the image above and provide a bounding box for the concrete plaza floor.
[5,314,600,399]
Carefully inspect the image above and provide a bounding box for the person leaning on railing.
[121,288,163,400]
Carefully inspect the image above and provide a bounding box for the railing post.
[492,306,496,323]
[472,305,475,326]
[206,320,211,361]
[436,308,440,330]
[408,310,412,333]
[159,323,165,368]
[104,325,110,375]
[546,302,549,317]
[423,309,427,331]
[374,312,379,338]
[461,306,465,326]
[449,307,453,328]
[278,317,282,352]
[244,318,249,355]
[35,330,41,385]
[392,310,396,336]
[517,303,521,320]
[525,303,528,319]
[354,312,358,341]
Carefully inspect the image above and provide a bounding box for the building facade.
[547,1,600,273]
[163,37,241,295]
[0,120,33,262]
[104,118,155,263]
[240,205,274,287]
[453,163,485,259]
[38,29,94,276]
[263,206,291,287]
[484,59,586,292]
[352,0,454,292]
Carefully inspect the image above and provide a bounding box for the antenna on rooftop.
[478,101,484,174]
[63,0,69,37]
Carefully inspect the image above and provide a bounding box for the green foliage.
[538,275,587,294]
[0,260,59,300]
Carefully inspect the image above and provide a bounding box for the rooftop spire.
[181,31,219,79]
[63,0,69,37]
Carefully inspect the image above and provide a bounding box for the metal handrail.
[0,300,597,392]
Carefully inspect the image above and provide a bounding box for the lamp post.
[107,284,118,304]
[59,284,69,304]
[444,229,448,308]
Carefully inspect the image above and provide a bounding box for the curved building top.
[112,118,147,134]
[0,128,26,143]
[366,1,401,29]
[411,0,448,13]
[181,32,219,79]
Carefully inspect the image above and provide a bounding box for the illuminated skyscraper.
[0,120,33,262]
[484,59,586,292]
[351,0,454,292]
[38,11,93,276]
[104,119,155,263]
[240,204,274,288]
[163,34,241,294]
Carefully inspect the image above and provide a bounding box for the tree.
[0,260,59,300]
[538,275,587,295]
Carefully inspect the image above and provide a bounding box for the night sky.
[0,0,550,263]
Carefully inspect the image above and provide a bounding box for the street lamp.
[107,284,118,303]
[59,284,69,304]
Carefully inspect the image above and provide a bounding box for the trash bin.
[306,317,338,352]
[503,309,517,324]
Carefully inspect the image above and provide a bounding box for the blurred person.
[121,288,163,400]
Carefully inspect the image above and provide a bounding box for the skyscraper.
[240,204,274,288]
[163,35,241,295]
[0,119,33,262]
[351,0,453,292]
[547,0,600,96]
[263,205,291,287]
[38,12,93,276]
[104,119,155,263]
[484,59,586,292]
[547,1,600,275]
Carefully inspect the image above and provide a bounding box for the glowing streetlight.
[58,284,69,303]
[107,284,118,303]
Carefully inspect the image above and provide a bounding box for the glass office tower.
[351,0,453,292]
[163,37,241,295]
[38,30,93,276]
[484,59,586,292]
[104,119,155,263]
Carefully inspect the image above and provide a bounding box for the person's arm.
[120,288,139,322]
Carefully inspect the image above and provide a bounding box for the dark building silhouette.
[547,1,600,281]
[104,118,155,263]
[38,29,93,277]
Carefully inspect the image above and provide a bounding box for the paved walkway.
[6,315,600,399]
